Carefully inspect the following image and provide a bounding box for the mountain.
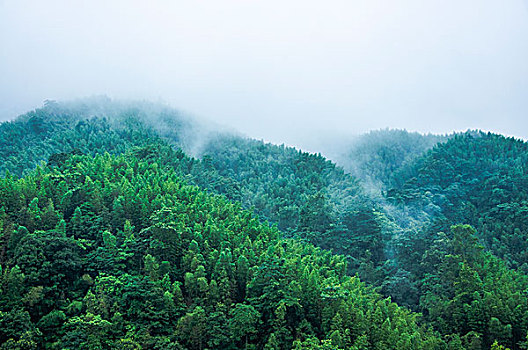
[0,97,213,178]
[0,140,444,349]
[327,129,528,350]
[387,131,528,272]
[0,99,393,283]
[1,99,527,349]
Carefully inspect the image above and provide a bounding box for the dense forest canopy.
[1,99,527,350]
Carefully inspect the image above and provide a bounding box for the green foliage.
[0,100,390,283]
[3,101,528,349]
[0,150,443,349]
[199,135,392,281]
[419,225,528,349]
[388,131,528,273]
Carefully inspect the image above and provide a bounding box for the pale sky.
[1,0,527,149]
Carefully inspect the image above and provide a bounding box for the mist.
[1,0,527,150]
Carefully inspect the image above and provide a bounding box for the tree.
[176,306,208,350]
[229,303,260,348]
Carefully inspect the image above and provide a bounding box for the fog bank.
[1,0,527,149]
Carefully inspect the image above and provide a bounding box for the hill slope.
[2,100,528,349]
[388,131,528,273]
[0,148,446,349]
[0,100,393,282]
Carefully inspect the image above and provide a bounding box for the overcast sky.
[1,0,527,149]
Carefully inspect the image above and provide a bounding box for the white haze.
[1,0,527,150]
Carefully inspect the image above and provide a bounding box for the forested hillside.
[0,148,448,349]
[198,135,394,283]
[0,101,393,285]
[0,98,207,178]
[387,131,528,272]
[1,100,528,349]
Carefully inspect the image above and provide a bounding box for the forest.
[1,99,527,349]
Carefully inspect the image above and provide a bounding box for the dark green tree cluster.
[0,107,148,177]
[199,136,392,281]
[0,150,446,349]
[387,131,528,273]
[0,97,205,178]
[417,225,528,349]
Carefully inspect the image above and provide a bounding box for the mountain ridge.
[1,99,527,349]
